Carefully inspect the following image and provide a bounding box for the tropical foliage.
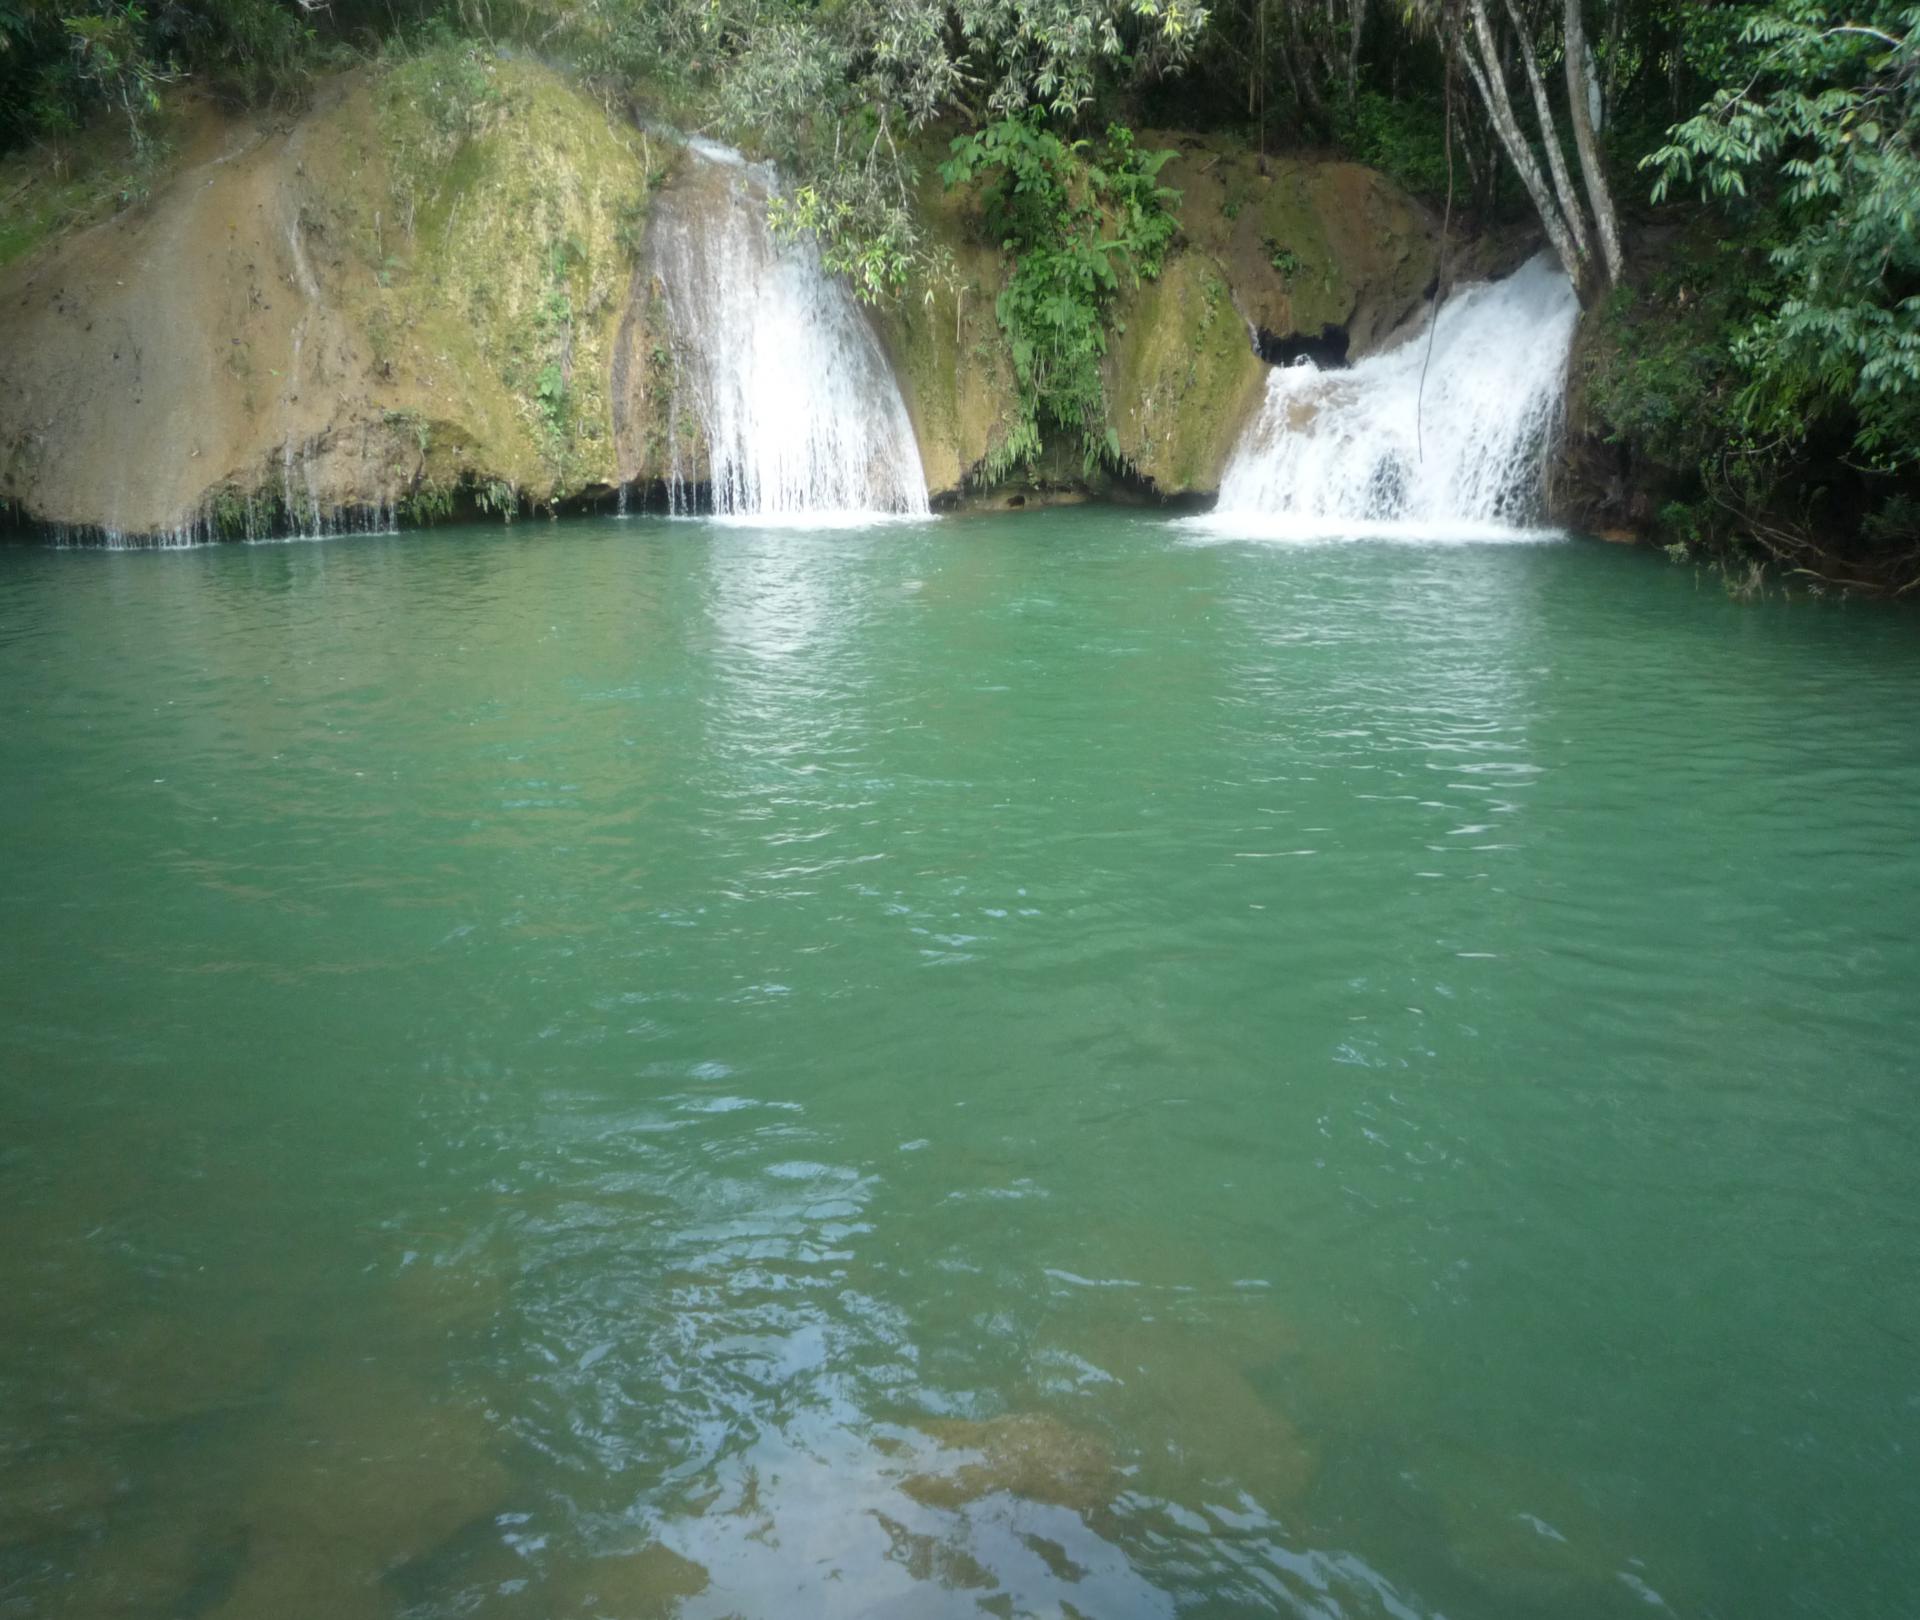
[941,114,1178,472]
[1649,4,1919,469]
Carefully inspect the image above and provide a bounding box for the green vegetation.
[1586,3,1920,588]
[1649,7,1919,468]
[0,0,319,152]
[941,115,1178,476]
[0,104,172,266]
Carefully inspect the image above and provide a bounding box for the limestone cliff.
[0,59,662,540]
[0,69,1450,537]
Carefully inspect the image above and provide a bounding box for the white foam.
[1206,253,1579,536]
[647,145,930,520]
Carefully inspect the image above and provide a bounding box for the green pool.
[2,511,1916,1618]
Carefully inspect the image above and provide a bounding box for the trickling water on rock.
[1209,254,1578,536]
[643,140,929,520]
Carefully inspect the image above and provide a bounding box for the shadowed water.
[2,511,1917,1619]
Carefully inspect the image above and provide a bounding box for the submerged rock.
[562,1542,712,1618]
[1078,1317,1320,1513]
[0,1445,132,1547]
[902,1412,1117,1514]
[1414,1440,1693,1616]
[192,1362,509,1619]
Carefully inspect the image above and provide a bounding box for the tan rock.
[902,1412,1116,1515]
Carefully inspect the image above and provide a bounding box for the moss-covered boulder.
[338,49,666,500]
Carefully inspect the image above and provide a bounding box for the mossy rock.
[870,167,1021,502]
[1106,249,1267,496]
[337,53,662,498]
[1147,134,1441,356]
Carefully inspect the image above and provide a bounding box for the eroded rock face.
[0,81,1452,531]
[867,170,1024,504]
[0,61,657,540]
[1097,141,1445,501]
[1104,249,1269,500]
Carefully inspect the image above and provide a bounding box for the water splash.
[647,142,929,520]
[1204,254,1578,540]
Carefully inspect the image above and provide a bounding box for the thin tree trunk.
[1259,0,1268,154]
[1461,0,1587,289]
[1454,102,1481,191]
[1562,0,1623,285]
[1601,0,1624,109]
[1285,1,1331,127]
[1348,0,1366,102]
[1499,0,1591,265]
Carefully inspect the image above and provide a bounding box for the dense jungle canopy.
[2,0,1916,581]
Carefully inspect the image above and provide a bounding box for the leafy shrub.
[941,113,1179,475]
[1333,91,1455,205]
[1647,3,1920,474]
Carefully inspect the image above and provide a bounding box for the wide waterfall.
[1209,253,1578,537]
[646,140,929,520]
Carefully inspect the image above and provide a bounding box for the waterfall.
[646,140,929,521]
[1207,254,1578,538]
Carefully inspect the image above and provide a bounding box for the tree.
[1437,0,1624,300]
[1647,2,1920,469]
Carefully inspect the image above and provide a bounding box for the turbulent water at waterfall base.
[645,140,930,520]
[5,507,1920,1620]
[1209,255,1579,538]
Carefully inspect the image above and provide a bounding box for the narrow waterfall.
[646,140,929,520]
[1209,254,1578,535]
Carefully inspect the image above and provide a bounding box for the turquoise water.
[2,511,1917,1619]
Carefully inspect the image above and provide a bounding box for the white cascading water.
[647,140,929,520]
[1208,253,1578,538]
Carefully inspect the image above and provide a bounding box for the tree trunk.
[1285,1,1331,128]
[1348,0,1366,102]
[1563,0,1624,286]
[1462,0,1588,291]
[1499,0,1591,265]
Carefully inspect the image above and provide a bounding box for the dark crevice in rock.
[1255,323,1349,370]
